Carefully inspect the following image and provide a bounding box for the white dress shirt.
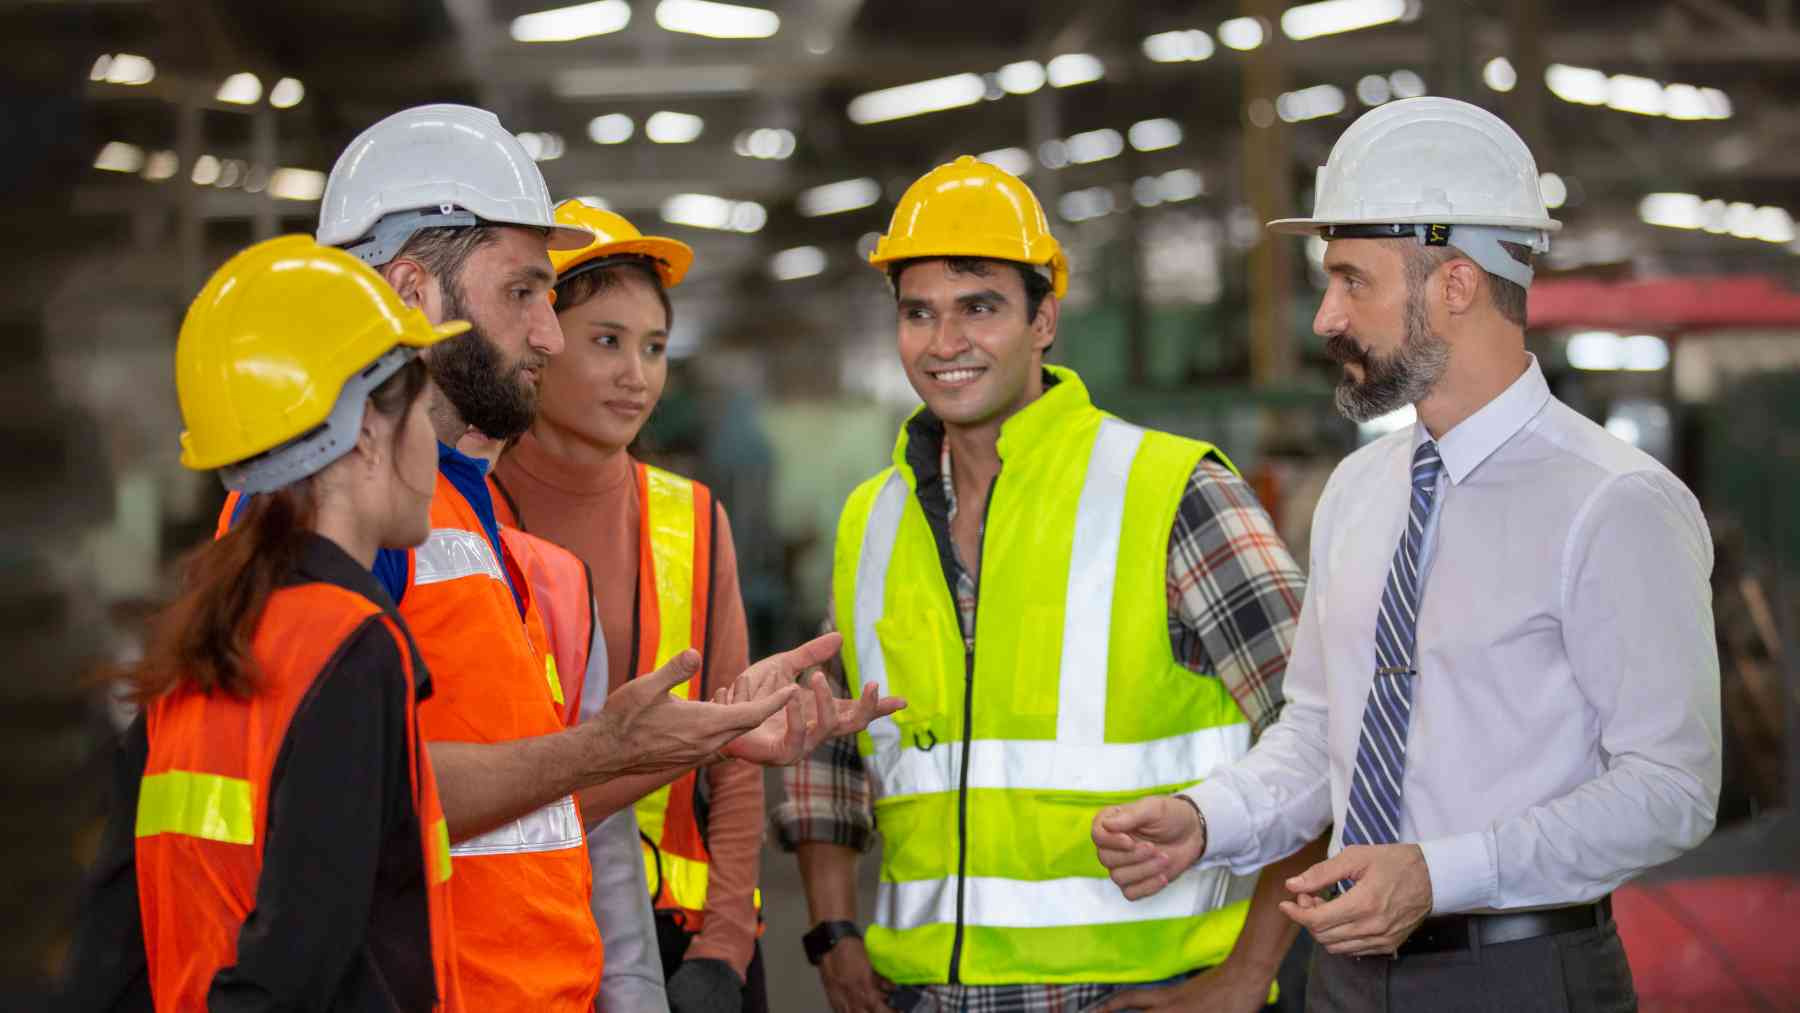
[1186,355,1721,913]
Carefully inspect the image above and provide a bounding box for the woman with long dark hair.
[64,235,471,1011]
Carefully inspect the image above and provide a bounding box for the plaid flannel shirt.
[776,420,1305,1012]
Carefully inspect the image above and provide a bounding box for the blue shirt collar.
[438,439,492,477]
[435,440,524,616]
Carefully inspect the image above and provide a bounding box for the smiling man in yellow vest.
[777,156,1328,1013]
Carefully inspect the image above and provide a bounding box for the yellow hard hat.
[177,234,468,487]
[548,199,694,288]
[868,155,1068,298]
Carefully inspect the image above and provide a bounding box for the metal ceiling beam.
[348,25,1800,100]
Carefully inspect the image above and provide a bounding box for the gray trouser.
[1306,920,1636,1013]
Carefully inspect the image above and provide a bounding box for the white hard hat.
[1269,97,1559,286]
[317,103,592,266]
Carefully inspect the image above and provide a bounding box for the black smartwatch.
[803,920,862,965]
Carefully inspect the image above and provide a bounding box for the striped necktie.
[1339,440,1443,883]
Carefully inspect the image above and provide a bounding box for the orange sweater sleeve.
[682,506,763,976]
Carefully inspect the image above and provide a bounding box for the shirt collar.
[292,535,432,697]
[895,367,1069,482]
[291,532,400,613]
[1415,353,1551,485]
[438,439,491,477]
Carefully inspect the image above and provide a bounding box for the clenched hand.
[1091,796,1207,901]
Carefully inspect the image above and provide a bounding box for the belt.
[1398,896,1612,957]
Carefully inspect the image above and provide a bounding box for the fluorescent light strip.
[270,168,326,201]
[662,193,766,232]
[771,246,826,281]
[216,72,261,105]
[94,142,144,173]
[512,0,631,43]
[91,53,155,86]
[646,111,704,143]
[979,147,1033,177]
[848,73,985,124]
[1128,118,1182,152]
[655,0,780,39]
[1142,29,1213,63]
[1218,17,1265,50]
[1277,84,1346,122]
[1281,0,1407,41]
[1544,64,1732,120]
[1046,53,1104,87]
[1639,192,1795,244]
[798,177,880,217]
[269,77,305,109]
[588,114,634,144]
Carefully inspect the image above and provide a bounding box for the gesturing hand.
[1277,843,1433,956]
[1091,796,1207,901]
[593,649,799,777]
[713,634,907,767]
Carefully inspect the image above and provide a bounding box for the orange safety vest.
[491,463,740,929]
[629,463,731,927]
[136,582,461,1011]
[498,525,597,726]
[217,479,604,1010]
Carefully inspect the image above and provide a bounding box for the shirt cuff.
[1417,831,1497,914]
[1181,781,1259,875]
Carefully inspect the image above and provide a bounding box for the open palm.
[714,635,906,766]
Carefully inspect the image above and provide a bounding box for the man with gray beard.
[1092,97,1720,1011]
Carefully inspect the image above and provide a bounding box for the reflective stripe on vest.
[135,771,256,846]
[630,464,723,922]
[834,366,1254,986]
[415,527,509,587]
[500,525,602,726]
[432,817,453,884]
[450,795,584,857]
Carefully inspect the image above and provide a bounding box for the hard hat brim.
[867,244,1069,299]
[548,224,597,250]
[1268,213,1562,236]
[405,318,472,347]
[557,236,695,289]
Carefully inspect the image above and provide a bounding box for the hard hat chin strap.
[1323,223,1547,288]
[343,207,481,267]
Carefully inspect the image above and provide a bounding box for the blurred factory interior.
[4,0,1799,1007]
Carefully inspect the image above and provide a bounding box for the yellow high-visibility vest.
[834,366,1255,985]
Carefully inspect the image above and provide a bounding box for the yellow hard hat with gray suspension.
[549,198,694,288]
[868,155,1069,298]
[176,235,467,492]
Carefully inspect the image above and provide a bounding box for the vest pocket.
[873,609,962,751]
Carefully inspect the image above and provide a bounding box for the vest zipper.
[946,472,998,985]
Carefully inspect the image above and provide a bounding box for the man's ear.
[1031,294,1061,353]
[382,258,431,312]
[1440,258,1482,316]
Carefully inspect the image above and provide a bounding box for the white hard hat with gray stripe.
[1268,96,1560,288]
[317,103,592,267]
